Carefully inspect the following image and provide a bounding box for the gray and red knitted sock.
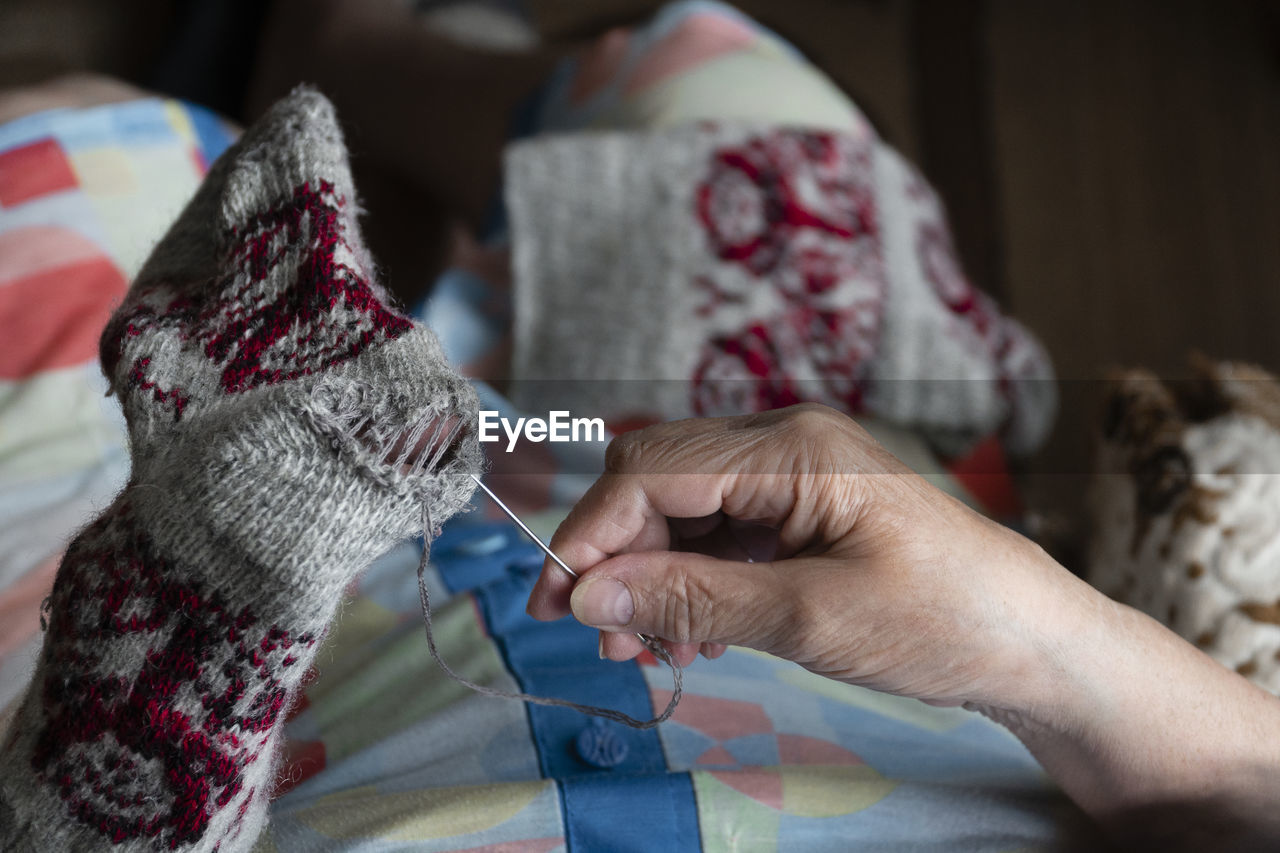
[0,89,480,851]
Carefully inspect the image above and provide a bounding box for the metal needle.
[468,474,663,652]
[469,474,578,579]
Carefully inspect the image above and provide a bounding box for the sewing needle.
[469,473,579,579]
[468,473,664,652]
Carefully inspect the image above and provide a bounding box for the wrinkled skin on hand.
[526,404,1079,713]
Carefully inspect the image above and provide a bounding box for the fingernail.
[573,578,634,628]
[598,634,606,659]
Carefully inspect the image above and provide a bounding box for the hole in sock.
[360,414,467,477]
[303,381,472,486]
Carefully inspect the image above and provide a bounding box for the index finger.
[524,412,811,620]
[525,470,735,619]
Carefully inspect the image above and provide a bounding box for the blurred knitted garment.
[505,121,1056,457]
[0,89,480,851]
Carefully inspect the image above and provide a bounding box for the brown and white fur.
[1089,355,1280,694]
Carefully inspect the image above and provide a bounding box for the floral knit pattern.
[0,89,481,852]
[691,130,883,416]
[104,179,413,423]
[32,499,311,847]
[506,121,1057,456]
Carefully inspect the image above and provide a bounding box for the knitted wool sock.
[0,88,480,851]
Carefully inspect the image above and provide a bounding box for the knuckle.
[604,432,645,473]
[777,405,858,475]
[785,403,846,437]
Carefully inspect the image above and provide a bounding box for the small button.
[576,720,628,769]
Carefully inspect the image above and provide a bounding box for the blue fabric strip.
[558,773,700,853]
[434,521,701,851]
[472,565,667,778]
[433,521,544,595]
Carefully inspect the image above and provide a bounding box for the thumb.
[568,551,793,652]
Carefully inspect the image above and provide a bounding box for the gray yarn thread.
[415,505,683,730]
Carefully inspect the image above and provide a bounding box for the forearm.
[977,555,1280,847]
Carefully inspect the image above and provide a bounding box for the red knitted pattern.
[104,180,412,420]
[30,499,315,846]
[127,357,191,420]
[691,129,885,416]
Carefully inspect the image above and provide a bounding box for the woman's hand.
[526,404,1280,848]
[526,404,1080,713]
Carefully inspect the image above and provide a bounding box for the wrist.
[973,544,1280,827]
[956,533,1126,748]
